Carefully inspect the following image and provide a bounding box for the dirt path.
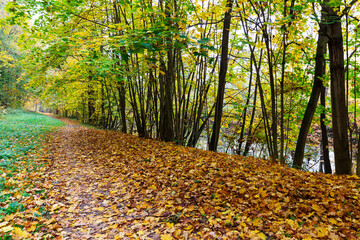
[45,119,140,239]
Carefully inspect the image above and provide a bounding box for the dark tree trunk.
[209,0,233,151]
[237,46,254,154]
[357,131,360,176]
[279,0,296,164]
[159,0,174,142]
[326,7,351,174]
[292,18,328,168]
[243,83,258,156]
[113,1,127,133]
[262,25,278,161]
[320,86,331,174]
[117,79,127,133]
[88,85,96,124]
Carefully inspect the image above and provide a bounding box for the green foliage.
[0,25,26,108]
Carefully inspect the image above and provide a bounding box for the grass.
[0,109,65,239]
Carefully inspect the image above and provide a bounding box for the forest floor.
[1,112,360,239]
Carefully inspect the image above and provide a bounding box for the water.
[196,136,336,173]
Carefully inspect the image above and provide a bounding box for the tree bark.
[357,131,360,176]
[326,7,351,174]
[263,29,278,161]
[280,0,296,164]
[320,86,331,173]
[159,0,175,142]
[292,18,328,168]
[209,0,233,151]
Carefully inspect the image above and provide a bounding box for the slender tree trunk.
[263,29,278,161]
[280,0,287,164]
[243,83,258,156]
[355,54,360,176]
[112,2,127,133]
[320,86,331,173]
[237,49,254,154]
[117,79,127,133]
[209,0,233,151]
[88,81,96,124]
[292,19,328,168]
[357,132,360,176]
[279,0,296,164]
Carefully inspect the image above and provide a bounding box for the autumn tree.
[209,0,234,151]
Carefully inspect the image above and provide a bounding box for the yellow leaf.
[312,204,323,212]
[257,232,267,240]
[0,222,9,228]
[161,234,173,240]
[94,234,106,238]
[109,223,118,229]
[259,187,267,198]
[94,207,105,211]
[249,230,266,240]
[44,218,56,225]
[329,218,337,225]
[25,224,36,232]
[165,222,174,229]
[186,205,195,212]
[50,204,61,212]
[13,227,30,238]
[127,208,135,214]
[159,70,166,76]
[252,218,262,227]
[4,214,14,221]
[0,225,14,233]
[316,227,329,238]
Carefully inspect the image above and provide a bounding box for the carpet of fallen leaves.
[0,111,65,239]
[42,117,360,240]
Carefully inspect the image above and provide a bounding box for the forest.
[2,0,360,239]
[1,0,360,174]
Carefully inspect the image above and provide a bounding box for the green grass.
[0,109,65,238]
[0,110,64,173]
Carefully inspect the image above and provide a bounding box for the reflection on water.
[195,136,336,173]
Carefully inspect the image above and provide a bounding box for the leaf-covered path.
[43,117,360,239]
[45,119,132,239]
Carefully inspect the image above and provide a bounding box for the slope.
[40,117,360,239]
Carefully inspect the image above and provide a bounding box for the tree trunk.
[209,0,233,151]
[357,131,360,176]
[237,48,254,154]
[117,79,127,133]
[320,86,331,174]
[262,20,278,161]
[88,83,96,124]
[326,8,351,174]
[292,19,328,168]
[159,0,174,142]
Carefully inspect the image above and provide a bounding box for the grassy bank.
[0,110,64,239]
